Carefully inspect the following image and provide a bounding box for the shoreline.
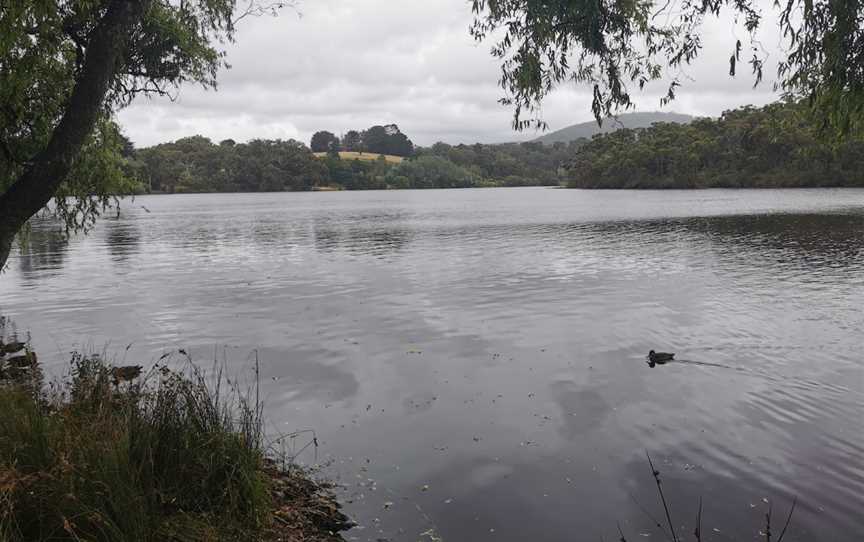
[0,340,353,542]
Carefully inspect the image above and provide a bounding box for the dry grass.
[313,151,404,163]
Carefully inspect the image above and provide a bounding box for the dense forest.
[133,128,577,192]
[135,137,328,193]
[566,102,864,188]
[129,102,864,194]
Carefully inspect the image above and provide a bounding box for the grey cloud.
[118,0,784,148]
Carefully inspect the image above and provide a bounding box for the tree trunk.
[0,0,149,272]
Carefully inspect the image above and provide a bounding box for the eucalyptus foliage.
[471,0,864,134]
[565,101,864,188]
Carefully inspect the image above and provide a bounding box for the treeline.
[133,135,576,192]
[131,102,864,193]
[566,102,864,188]
[311,124,414,156]
[417,140,582,186]
[136,137,327,193]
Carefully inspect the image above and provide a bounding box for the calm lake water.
[1,188,863,541]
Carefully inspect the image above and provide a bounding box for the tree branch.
[0,0,150,270]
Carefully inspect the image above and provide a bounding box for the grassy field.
[313,151,404,163]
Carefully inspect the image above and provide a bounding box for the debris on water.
[473,436,481,442]
[383,501,393,510]
[443,499,452,504]
[421,484,429,491]
[419,528,443,541]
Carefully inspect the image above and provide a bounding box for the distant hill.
[531,111,694,144]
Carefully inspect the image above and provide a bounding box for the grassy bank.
[0,347,351,541]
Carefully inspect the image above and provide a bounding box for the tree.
[341,130,362,152]
[0,0,280,270]
[382,124,414,156]
[310,130,340,153]
[471,0,864,134]
[361,126,389,155]
[360,124,414,156]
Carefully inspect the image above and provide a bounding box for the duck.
[5,352,37,368]
[0,340,27,355]
[110,365,143,384]
[648,350,675,364]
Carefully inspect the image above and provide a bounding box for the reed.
[622,453,797,542]
[0,351,349,542]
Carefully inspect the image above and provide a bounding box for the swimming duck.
[648,350,675,364]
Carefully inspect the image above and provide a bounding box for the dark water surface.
[2,188,863,541]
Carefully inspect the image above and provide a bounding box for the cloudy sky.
[117,0,788,148]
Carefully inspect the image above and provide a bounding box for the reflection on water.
[16,224,69,277]
[105,219,141,263]
[1,188,863,541]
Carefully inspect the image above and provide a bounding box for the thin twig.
[776,497,797,542]
[617,521,628,542]
[765,501,772,542]
[647,452,679,542]
[628,490,675,542]
[254,349,260,418]
[694,496,702,542]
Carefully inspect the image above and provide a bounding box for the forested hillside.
[133,135,577,192]
[130,103,864,193]
[565,103,864,188]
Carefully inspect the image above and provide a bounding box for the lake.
[1,188,863,541]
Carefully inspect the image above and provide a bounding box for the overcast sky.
[117,0,787,148]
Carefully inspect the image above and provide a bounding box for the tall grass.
[0,353,277,541]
